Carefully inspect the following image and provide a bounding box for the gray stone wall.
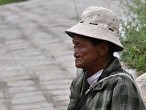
[136,73,146,105]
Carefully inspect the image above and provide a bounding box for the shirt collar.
[87,69,103,87]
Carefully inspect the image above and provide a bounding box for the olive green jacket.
[67,58,146,110]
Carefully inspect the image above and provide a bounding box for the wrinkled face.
[72,35,100,70]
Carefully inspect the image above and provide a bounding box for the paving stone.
[8,80,34,87]
[50,89,70,96]
[9,86,36,94]
[12,95,45,105]
[13,101,53,110]
[11,91,42,99]
[42,83,70,90]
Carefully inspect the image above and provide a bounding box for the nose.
[74,48,80,58]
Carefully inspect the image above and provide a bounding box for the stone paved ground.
[0,0,135,110]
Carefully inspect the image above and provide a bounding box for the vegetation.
[120,0,146,74]
[0,0,26,5]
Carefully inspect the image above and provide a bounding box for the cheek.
[79,49,89,58]
[74,49,88,65]
[83,49,98,61]
[84,53,96,61]
[76,46,98,62]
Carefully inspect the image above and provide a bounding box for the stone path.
[0,0,132,110]
[0,1,76,109]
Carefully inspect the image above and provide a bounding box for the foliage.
[120,0,146,74]
[0,0,26,5]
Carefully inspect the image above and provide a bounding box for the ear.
[98,41,109,56]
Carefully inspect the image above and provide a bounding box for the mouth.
[75,58,81,62]
[75,59,83,68]
[75,59,83,65]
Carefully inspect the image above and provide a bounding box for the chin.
[75,64,82,68]
[75,64,85,69]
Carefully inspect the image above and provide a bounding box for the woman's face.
[72,35,100,70]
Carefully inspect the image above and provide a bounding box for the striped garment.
[67,58,146,110]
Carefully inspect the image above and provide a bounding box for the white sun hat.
[65,6,124,52]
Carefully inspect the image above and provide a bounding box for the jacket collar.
[93,57,122,91]
[98,57,122,81]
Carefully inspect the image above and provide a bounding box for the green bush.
[0,0,27,5]
[120,0,146,74]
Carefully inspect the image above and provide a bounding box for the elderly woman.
[65,6,145,110]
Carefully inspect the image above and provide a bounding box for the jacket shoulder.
[71,71,84,87]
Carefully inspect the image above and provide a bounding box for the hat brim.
[65,23,124,52]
